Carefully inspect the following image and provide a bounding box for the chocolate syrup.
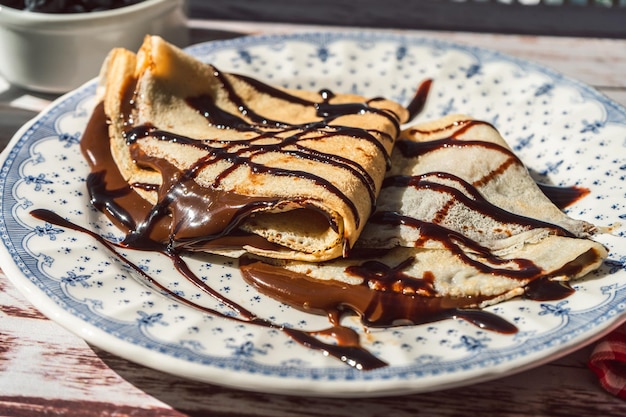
[68,71,414,369]
[395,136,523,164]
[405,79,433,122]
[345,257,437,296]
[404,119,495,138]
[381,173,575,239]
[34,65,598,370]
[401,119,590,211]
[537,183,590,210]
[30,208,386,370]
[239,255,517,334]
[524,277,574,301]
[368,211,542,279]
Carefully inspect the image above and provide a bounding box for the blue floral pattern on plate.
[0,32,625,397]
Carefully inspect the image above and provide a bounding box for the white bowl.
[0,0,188,93]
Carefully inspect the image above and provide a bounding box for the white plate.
[1,32,625,397]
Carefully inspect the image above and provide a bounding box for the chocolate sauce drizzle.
[240,116,592,334]
[178,71,405,230]
[239,255,518,334]
[113,72,410,255]
[72,70,425,370]
[29,69,594,370]
[31,208,386,370]
[406,78,433,122]
[537,183,590,210]
[381,172,576,239]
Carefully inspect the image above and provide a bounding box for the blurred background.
[188,0,626,38]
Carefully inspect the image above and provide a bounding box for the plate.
[1,32,625,397]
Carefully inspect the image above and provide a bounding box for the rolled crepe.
[241,115,608,325]
[95,36,408,262]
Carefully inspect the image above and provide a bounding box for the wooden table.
[1,19,626,416]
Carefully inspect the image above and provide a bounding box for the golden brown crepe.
[96,35,408,262]
[241,115,608,321]
[91,36,607,330]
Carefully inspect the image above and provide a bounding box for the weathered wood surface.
[1,19,626,417]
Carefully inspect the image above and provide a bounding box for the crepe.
[359,114,600,250]
[241,115,608,325]
[91,36,607,329]
[95,35,409,262]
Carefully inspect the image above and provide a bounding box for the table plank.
[0,273,181,416]
[86,345,625,417]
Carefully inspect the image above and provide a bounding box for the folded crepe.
[95,35,408,262]
[91,36,607,328]
[240,115,608,326]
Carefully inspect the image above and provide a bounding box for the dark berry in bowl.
[0,0,145,13]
